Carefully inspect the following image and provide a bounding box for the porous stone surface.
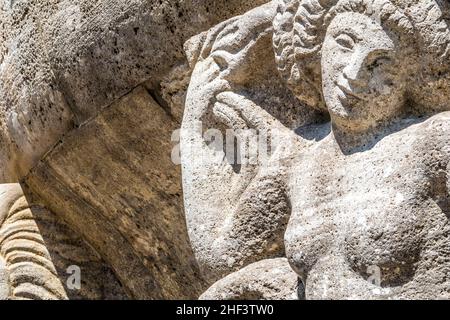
[182,0,450,300]
[0,0,449,300]
[181,1,323,285]
[0,0,270,300]
[0,255,8,299]
[0,0,268,182]
[199,258,303,300]
[22,86,204,299]
[0,184,127,299]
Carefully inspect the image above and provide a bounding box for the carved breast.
[286,114,450,289]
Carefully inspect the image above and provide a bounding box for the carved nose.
[343,65,359,82]
[343,62,365,85]
[343,54,368,88]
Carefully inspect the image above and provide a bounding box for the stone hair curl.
[272,0,449,111]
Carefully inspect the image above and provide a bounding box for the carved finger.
[213,102,248,130]
[215,91,279,130]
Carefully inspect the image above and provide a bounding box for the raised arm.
[181,1,304,284]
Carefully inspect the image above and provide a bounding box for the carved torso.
[181,0,450,300]
[288,113,450,298]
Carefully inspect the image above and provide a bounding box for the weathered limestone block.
[22,86,204,299]
[200,258,303,300]
[0,0,270,300]
[0,184,127,300]
[0,0,449,300]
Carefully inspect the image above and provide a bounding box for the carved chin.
[323,86,357,119]
[328,102,376,131]
[327,98,359,121]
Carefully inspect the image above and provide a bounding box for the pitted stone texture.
[273,0,450,115]
[0,256,8,299]
[0,0,269,182]
[0,0,270,300]
[0,184,127,300]
[181,1,323,285]
[286,113,450,300]
[23,86,205,299]
[200,258,302,300]
[182,0,450,300]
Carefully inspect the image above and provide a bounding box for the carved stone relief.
[182,0,450,299]
[0,0,448,300]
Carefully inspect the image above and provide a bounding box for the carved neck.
[330,116,397,153]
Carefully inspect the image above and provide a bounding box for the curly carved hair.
[273,0,450,111]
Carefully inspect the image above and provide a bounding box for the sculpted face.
[185,0,450,299]
[321,12,407,130]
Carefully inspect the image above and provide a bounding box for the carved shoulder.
[419,112,450,156]
[411,112,450,181]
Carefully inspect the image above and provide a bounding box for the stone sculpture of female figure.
[182,0,450,299]
[278,0,450,299]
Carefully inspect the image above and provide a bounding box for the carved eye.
[335,33,356,50]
